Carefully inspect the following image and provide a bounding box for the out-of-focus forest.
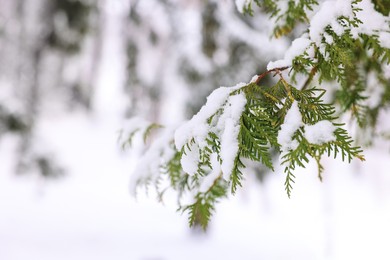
[0,0,287,177]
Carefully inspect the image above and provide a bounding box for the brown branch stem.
[254,66,291,85]
[301,66,318,90]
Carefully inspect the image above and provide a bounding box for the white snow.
[119,118,172,193]
[130,126,176,193]
[309,0,353,44]
[250,74,258,83]
[308,0,390,49]
[384,64,390,80]
[175,83,246,180]
[222,93,247,125]
[219,93,247,180]
[174,87,233,150]
[351,0,390,46]
[118,117,151,145]
[235,0,250,13]
[0,78,24,113]
[274,0,386,66]
[318,43,329,60]
[379,32,390,49]
[199,153,222,193]
[364,71,385,109]
[3,125,390,260]
[180,142,200,176]
[278,101,303,152]
[219,2,289,62]
[220,118,240,180]
[323,32,334,45]
[304,120,336,145]
[267,37,312,70]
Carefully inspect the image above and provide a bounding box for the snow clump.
[304,120,336,144]
[277,101,303,152]
[174,82,247,182]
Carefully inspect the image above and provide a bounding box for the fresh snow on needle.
[174,83,246,180]
[278,101,303,152]
[309,0,353,44]
[180,142,200,176]
[364,71,385,109]
[235,0,250,13]
[267,37,312,70]
[219,93,247,180]
[199,153,222,193]
[268,0,390,70]
[309,0,390,47]
[130,126,176,193]
[175,86,236,150]
[304,120,336,145]
[352,0,390,48]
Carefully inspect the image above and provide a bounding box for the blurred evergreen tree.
[0,0,101,178]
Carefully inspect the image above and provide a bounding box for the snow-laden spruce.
[364,71,385,109]
[304,121,336,145]
[175,83,247,182]
[278,101,303,152]
[199,153,222,193]
[174,86,235,150]
[267,0,390,68]
[267,37,313,70]
[278,103,337,149]
[218,93,247,180]
[309,0,354,44]
[129,125,177,194]
[180,142,200,176]
[123,0,388,230]
[309,0,390,46]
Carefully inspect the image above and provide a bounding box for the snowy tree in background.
[124,0,287,122]
[122,0,390,229]
[0,0,101,177]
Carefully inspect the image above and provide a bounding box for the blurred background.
[1,0,390,259]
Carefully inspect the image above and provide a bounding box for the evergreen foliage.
[123,0,390,229]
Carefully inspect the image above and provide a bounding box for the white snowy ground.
[1,115,390,260]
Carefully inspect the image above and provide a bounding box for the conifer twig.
[301,66,318,90]
[255,66,290,85]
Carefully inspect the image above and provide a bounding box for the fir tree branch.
[254,66,291,85]
[301,66,318,90]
